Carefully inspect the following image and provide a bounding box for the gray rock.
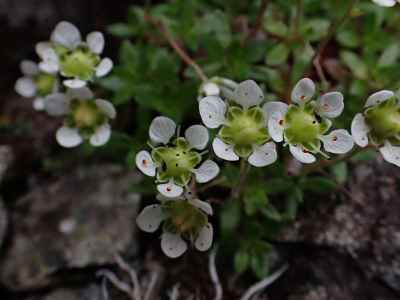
[0,198,7,248]
[278,158,400,292]
[25,284,104,300]
[0,164,141,291]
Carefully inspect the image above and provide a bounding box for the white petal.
[351,113,370,147]
[263,101,288,124]
[63,79,87,89]
[289,144,316,164]
[38,48,59,74]
[95,99,116,119]
[189,199,213,215]
[291,78,315,104]
[51,21,81,49]
[201,82,220,96]
[33,97,45,111]
[193,160,220,183]
[185,125,209,150]
[248,142,278,167]
[195,223,213,252]
[157,181,184,198]
[44,93,69,116]
[35,42,51,58]
[232,80,264,108]
[96,58,113,77]
[20,60,39,76]
[316,92,344,118]
[380,141,400,167]
[66,87,93,100]
[320,129,354,154]
[149,116,176,144]
[136,204,163,233]
[212,138,239,161]
[90,124,111,147]
[56,126,83,148]
[161,233,187,258]
[86,31,105,54]
[268,112,285,142]
[135,150,156,177]
[372,0,396,7]
[15,77,36,97]
[199,96,227,129]
[365,90,395,108]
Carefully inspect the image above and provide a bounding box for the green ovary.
[163,201,207,235]
[219,106,269,157]
[67,100,106,136]
[152,138,201,186]
[365,98,400,145]
[59,47,100,81]
[35,73,56,96]
[284,105,323,149]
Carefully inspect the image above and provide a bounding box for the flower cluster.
[199,80,278,167]
[351,90,400,167]
[136,194,213,258]
[266,78,354,163]
[15,21,115,148]
[136,116,220,198]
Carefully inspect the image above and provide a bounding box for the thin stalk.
[144,14,208,82]
[231,159,251,200]
[245,0,269,42]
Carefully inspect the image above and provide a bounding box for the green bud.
[151,138,201,186]
[34,73,56,96]
[162,200,207,235]
[365,98,400,144]
[59,46,100,81]
[68,100,107,136]
[219,106,269,157]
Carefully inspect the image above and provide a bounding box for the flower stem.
[144,14,208,82]
[245,0,269,42]
[231,159,251,200]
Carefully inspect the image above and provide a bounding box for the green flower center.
[34,73,56,96]
[219,106,269,157]
[66,100,106,136]
[152,138,201,186]
[365,98,400,145]
[284,103,330,151]
[58,46,100,81]
[163,200,207,235]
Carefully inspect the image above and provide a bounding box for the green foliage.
[99,0,400,279]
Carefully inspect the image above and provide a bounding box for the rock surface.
[0,165,141,291]
[278,157,400,294]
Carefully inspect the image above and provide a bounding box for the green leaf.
[244,185,268,216]
[378,44,400,67]
[264,18,288,38]
[285,187,303,220]
[350,149,378,162]
[107,23,136,38]
[266,43,290,66]
[234,250,250,274]
[263,178,293,195]
[331,162,348,184]
[220,199,241,236]
[300,177,337,193]
[336,29,360,48]
[340,51,368,80]
[302,19,330,42]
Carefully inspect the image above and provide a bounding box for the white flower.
[266,78,353,164]
[351,90,400,167]
[54,87,116,148]
[199,80,278,167]
[136,195,214,258]
[38,21,113,88]
[14,60,58,110]
[136,116,220,198]
[372,0,400,7]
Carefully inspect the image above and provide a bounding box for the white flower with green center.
[136,116,220,198]
[351,90,400,167]
[372,0,400,7]
[198,80,277,167]
[266,78,354,164]
[136,194,213,258]
[14,60,58,110]
[49,87,116,148]
[37,21,113,89]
